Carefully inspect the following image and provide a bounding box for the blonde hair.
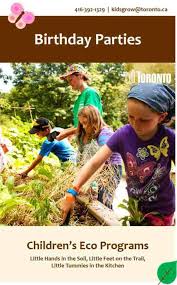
[77,105,106,144]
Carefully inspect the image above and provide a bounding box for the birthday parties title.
[34,33,142,48]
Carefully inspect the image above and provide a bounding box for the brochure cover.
[0,0,176,284]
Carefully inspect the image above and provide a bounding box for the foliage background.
[1,62,174,130]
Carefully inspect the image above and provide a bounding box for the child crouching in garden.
[61,83,175,226]
[76,105,122,209]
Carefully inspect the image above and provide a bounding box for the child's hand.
[56,130,68,141]
[61,193,75,224]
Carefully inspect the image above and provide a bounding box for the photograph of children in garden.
[0,63,175,226]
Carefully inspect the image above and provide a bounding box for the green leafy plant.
[0,177,31,220]
[30,197,51,225]
[5,176,15,192]
[0,197,32,220]
[35,165,53,179]
[29,180,51,225]
[118,198,159,226]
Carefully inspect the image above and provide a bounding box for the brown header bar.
[0,16,175,62]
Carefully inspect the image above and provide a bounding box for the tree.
[6,63,78,126]
[0,67,12,85]
[93,63,127,129]
[5,63,127,128]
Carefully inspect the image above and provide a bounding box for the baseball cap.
[60,64,89,80]
[29,118,50,134]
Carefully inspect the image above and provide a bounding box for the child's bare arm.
[61,145,112,223]
[73,145,112,189]
[19,155,43,178]
[56,127,77,141]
